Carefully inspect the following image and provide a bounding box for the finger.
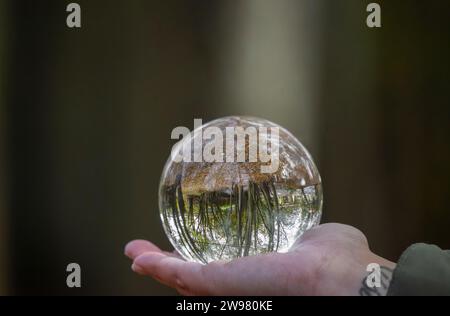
[168,249,183,259]
[125,239,184,261]
[133,251,293,296]
[124,240,163,260]
[132,251,213,295]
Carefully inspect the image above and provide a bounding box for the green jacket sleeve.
[387,243,450,296]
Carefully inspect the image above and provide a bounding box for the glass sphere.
[159,116,322,264]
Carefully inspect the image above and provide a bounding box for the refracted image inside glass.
[159,117,323,264]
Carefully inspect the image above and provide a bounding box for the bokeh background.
[0,0,449,295]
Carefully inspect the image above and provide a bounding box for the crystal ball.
[159,116,323,264]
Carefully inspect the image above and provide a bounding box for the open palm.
[125,223,395,295]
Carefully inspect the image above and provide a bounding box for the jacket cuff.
[387,243,450,296]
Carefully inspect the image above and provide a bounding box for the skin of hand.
[124,223,396,296]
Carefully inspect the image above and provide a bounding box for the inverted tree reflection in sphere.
[159,116,323,264]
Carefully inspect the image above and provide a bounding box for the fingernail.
[131,263,145,274]
[124,241,134,257]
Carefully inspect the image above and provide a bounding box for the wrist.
[356,253,396,296]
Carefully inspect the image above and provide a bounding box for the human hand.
[125,223,396,296]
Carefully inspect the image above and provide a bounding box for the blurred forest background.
[0,0,449,295]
